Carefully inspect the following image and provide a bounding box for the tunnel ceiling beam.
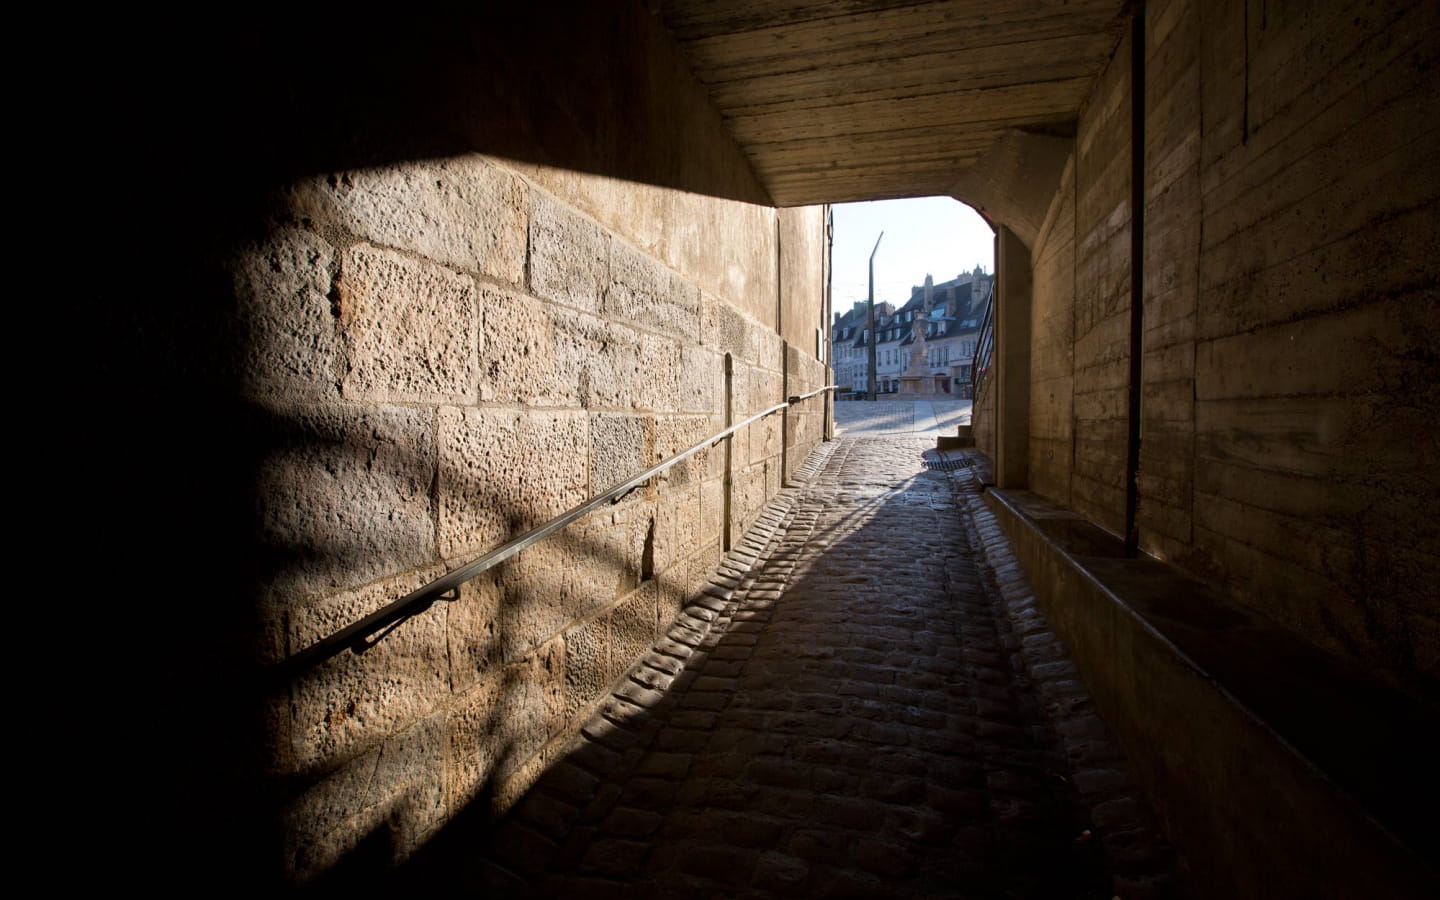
[657,0,1128,207]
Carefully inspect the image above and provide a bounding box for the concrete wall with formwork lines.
[988,0,1440,699]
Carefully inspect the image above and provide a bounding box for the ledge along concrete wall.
[968,0,1439,894]
[87,5,827,890]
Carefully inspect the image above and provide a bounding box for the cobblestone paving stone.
[435,434,1191,899]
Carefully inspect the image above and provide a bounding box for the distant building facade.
[831,268,992,398]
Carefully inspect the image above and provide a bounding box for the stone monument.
[898,274,939,395]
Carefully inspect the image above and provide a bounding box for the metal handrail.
[787,384,834,404]
[971,298,996,397]
[277,385,838,677]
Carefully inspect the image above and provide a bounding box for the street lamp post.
[867,232,883,401]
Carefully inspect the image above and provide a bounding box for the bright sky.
[831,197,994,312]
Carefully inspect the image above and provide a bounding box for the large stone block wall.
[227,155,825,883]
[780,206,832,483]
[1006,0,1439,694]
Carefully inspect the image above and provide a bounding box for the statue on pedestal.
[907,274,934,375]
[899,275,936,395]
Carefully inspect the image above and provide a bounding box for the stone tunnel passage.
[401,406,1190,899]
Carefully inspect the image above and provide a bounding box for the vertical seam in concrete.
[1125,5,1147,556]
[1069,146,1079,508]
[1193,1,1206,550]
[1242,0,1251,144]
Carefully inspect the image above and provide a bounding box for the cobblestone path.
[413,436,1186,899]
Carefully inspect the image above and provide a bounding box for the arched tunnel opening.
[78,2,1438,896]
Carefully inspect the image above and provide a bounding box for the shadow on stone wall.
[75,5,811,889]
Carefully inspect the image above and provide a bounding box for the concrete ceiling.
[658,0,1130,207]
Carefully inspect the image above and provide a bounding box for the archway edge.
[948,129,1075,251]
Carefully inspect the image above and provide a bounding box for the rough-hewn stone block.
[494,542,576,665]
[287,567,450,775]
[590,413,652,495]
[256,403,436,603]
[734,464,769,537]
[754,327,784,373]
[437,407,589,559]
[699,538,725,590]
[754,366,783,415]
[445,671,504,816]
[530,194,608,313]
[677,344,719,414]
[284,712,447,883]
[338,244,480,403]
[610,581,661,683]
[446,570,502,694]
[636,332,681,412]
[751,415,782,466]
[655,483,701,575]
[656,577,687,635]
[230,226,341,398]
[703,292,749,358]
[554,515,631,624]
[477,286,580,406]
[563,617,609,723]
[654,415,711,488]
[701,477,725,545]
[551,307,643,409]
[492,660,557,785]
[664,272,703,341]
[295,156,526,285]
[607,241,702,340]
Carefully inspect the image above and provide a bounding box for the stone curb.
[942,450,1195,899]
